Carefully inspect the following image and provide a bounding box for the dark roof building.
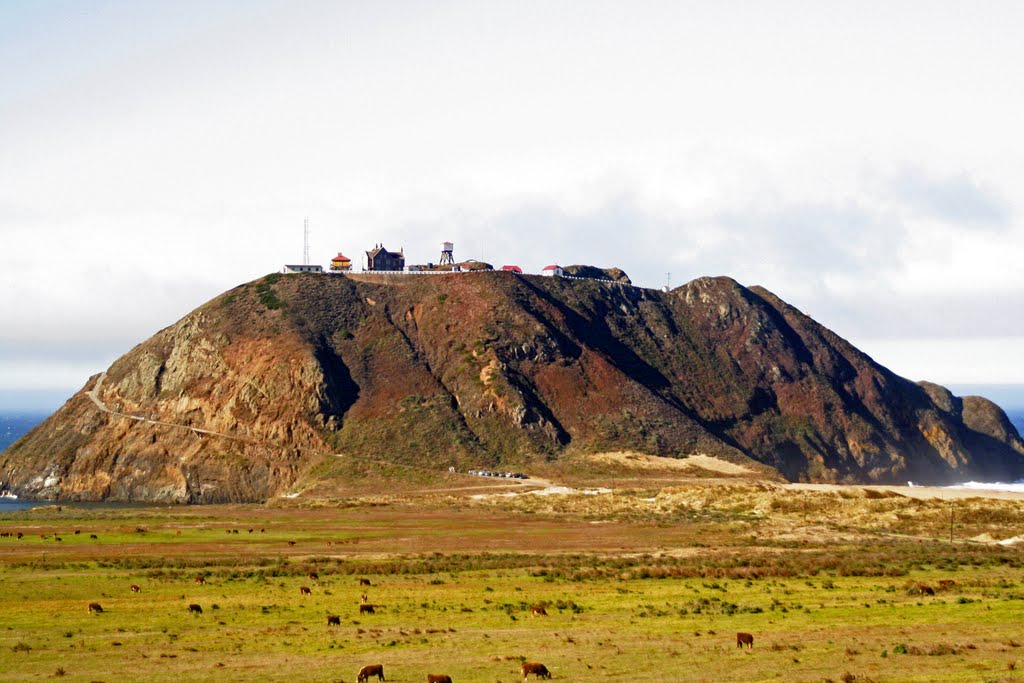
[365,244,405,271]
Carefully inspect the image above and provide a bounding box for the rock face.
[3,272,1023,502]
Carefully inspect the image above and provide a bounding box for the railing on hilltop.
[336,269,641,289]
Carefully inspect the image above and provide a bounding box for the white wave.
[946,480,1024,493]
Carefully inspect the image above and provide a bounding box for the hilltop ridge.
[2,270,1022,502]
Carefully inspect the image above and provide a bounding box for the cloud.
[887,168,1010,228]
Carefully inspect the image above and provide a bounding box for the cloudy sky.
[2,0,1023,410]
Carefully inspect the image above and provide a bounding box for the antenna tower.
[303,217,310,265]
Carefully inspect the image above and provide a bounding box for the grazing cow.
[530,605,548,617]
[232,529,239,534]
[359,578,372,586]
[287,541,296,546]
[357,664,385,682]
[74,530,81,535]
[359,604,376,615]
[176,530,181,536]
[130,585,141,593]
[17,532,23,539]
[195,576,207,585]
[89,534,97,539]
[521,662,551,680]
[360,594,369,603]
[54,536,62,542]
[188,604,203,615]
[248,529,253,534]
[426,675,452,683]
[300,586,312,595]
[737,632,754,649]
[308,572,319,581]
[909,583,935,596]
[327,615,341,626]
[88,602,104,614]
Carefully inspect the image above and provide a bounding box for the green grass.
[3,505,1024,682]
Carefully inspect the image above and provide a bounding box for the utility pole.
[949,502,955,544]
[666,272,671,291]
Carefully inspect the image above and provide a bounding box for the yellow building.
[330,252,352,271]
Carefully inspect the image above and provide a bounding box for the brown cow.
[357,664,385,682]
[426,675,452,683]
[530,605,548,617]
[287,541,296,546]
[130,585,141,593]
[521,661,551,679]
[360,593,369,603]
[88,602,104,614]
[300,586,312,595]
[194,575,206,585]
[308,572,319,581]
[188,604,203,615]
[737,632,754,649]
[89,534,97,539]
[17,532,23,539]
[359,604,376,615]
[327,615,341,626]
[359,578,372,586]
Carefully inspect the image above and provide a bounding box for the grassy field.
[3,486,1024,682]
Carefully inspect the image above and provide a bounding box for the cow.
[89,534,97,539]
[74,530,81,535]
[88,602,104,614]
[359,604,376,615]
[530,605,548,617]
[327,615,341,626]
[360,593,369,603]
[17,532,23,539]
[357,664,385,682]
[737,632,754,649]
[195,575,207,585]
[426,675,452,683]
[300,586,312,595]
[521,661,551,679]
[248,529,253,534]
[308,572,319,581]
[188,604,203,615]
[937,579,956,591]
[288,541,296,547]
[909,583,935,596]
[130,585,141,593]
[359,578,372,586]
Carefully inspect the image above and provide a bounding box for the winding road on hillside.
[87,371,248,441]
[85,371,555,494]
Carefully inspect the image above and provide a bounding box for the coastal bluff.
[3,271,1022,502]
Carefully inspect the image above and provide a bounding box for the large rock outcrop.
[2,271,1022,502]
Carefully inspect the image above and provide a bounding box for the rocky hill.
[2,271,1022,502]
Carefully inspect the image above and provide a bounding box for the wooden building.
[365,244,405,271]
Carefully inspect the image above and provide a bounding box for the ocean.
[0,412,46,453]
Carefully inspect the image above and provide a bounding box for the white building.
[282,264,323,274]
[541,264,563,277]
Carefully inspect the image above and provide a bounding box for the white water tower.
[439,241,455,266]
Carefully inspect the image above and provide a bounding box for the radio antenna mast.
[303,217,310,265]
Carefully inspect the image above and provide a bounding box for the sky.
[2,0,1023,411]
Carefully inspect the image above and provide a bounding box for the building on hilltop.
[330,252,352,271]
[365,244,405,271]
[541,264,563,277]
[501,265,523,274]
[282,264,323,274]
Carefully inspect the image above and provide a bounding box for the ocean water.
[0,412,45,453]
